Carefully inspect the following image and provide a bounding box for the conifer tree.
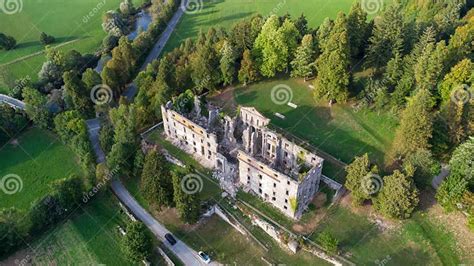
[290,34,316,80]
[313,12,351,103]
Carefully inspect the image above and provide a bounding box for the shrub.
[40,32,55,45]
[316,231,339,254]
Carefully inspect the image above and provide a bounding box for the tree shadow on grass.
[202,12,254,27]
[14,36,79,50]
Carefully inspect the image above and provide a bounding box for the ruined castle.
[161,98,324,219]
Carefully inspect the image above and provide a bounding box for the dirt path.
[0,38,82,67]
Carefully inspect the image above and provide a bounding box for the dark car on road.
[165,233,177,245]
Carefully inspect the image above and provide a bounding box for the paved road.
[123,0,187,100]
[86,2,222,265]
[0,94,25,110]
[111,180,218,266]
[432,165,450,189]
[86,118,106,164]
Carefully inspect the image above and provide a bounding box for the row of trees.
[1,0,183,260]
[0,31,55,51]
[101,0,180,96]
[0,175,86,257]
[346,135,474,227]
[345,153,420,219]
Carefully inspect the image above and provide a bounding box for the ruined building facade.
[161,102,324,219]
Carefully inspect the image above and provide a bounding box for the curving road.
[86,1,222,265]
[123,0,187,100]
[0,94,25,110]
[111,180,218,266]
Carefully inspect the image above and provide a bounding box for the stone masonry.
[161,101,324,219]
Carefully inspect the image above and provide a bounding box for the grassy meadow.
[164,0,369,52]
[310,205,461,265]
[0,127,84,211]
[0,0,130,91]
[19,192,136,265]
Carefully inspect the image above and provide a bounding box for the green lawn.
[310,206,461,265]
[0,128,84,211]
[25,192,138,265]
[226,78,399,166]
[164,0,379,52]
[0,0,133,91]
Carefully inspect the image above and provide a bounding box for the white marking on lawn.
[275,113,285,119]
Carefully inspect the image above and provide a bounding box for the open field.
[209,78,399,169]
[3,192,143,265]
[0,127,83,211]
[0,0,148,91]
[164,0,376,52]
[309,204,462,265]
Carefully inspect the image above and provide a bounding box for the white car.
[198,251,211,264]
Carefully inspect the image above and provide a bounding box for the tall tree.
[414,40,449,93]
[347,1,369,60]
[121,222,153,263]
[22,87,51,129]
[390,89,434,160]
[140,150,174,207]
[238,49,258,85]
[254,15,298,77]
[365,3,405,69]
[446,16,474,66]
[294,14,309,36]
[63,71,94,117]
[220,40,236,85]
[107,102,138,174]
[290,34,316,80]
[374,170,419,219]
[101,37,136,94]
[82,68,102,90]
[345,153,379,205]
[172,171,201,224]
[313,12,351,103]
[191,41,221,92]
[438,59,474,144]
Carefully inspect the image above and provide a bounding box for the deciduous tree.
[121,222,153,262]
[374,170,419,219]
[238,49,258,85]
